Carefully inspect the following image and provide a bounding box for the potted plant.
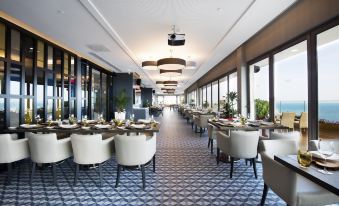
[203,101,209,109]
[223,91,237,119]
[115,89,130,120]
[255,99,269,119]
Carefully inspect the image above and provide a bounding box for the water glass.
[297,149,312,168]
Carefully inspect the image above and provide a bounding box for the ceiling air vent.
[86,44,110,52]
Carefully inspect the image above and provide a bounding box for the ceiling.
[0,0,297,94]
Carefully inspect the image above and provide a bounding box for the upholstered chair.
[217,130,259,179]
[71,134,114,187]
[196,114,214,137]
[27,133,72,185]
[280,112,296,131]
[299,112,308,131]
[114,134,156,190]
[0,134,30,184]
[257,131,301,154]
[260,139,339,206]
[207,123,218,154]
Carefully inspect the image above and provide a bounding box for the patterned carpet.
[0,108,285,205]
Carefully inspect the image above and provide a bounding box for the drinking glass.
[297,149,312,168]
[318,140,334,174]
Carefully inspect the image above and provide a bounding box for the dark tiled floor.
[0,108,284,205]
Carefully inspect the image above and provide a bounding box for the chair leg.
[210,140,213,154]
[115,164,121,188]
[260,183,268,206]
[230,157,234,179]
[74,163,79,186]
[216,148,220,165]
[141,164,146,190]
[252,158,257,179]
[99,163,102,187]
[208,139,211,148]
[7,163,12,185]
[200,128,203,137]
[245,159,248,166]
[195,125,197,133]
[31,162,36,185]
[152,155,156,173]
[52,163,57,186]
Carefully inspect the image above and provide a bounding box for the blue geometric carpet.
[0,109,285,205]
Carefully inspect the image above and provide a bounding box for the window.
[0,61,5,94]
[163,95,177,104]
[91,69,101,119]
[212,81,218,110]
[46,72,54,96]
[219,76,228,109]
[37,41,44,68]
[10,64,21,95]
[0,23,5,58]
[317,25,339,139]
[37,70,44,120]
[23,36,34,96]
[274,41,308,117]
[9,98,20,127]
[0,98,4,129]
[47,46,53,70]
[229,72,237,93]
[249,58,269,120]
[207,84,211,108]
[202,86,206,107]
[102,73,107,119]
[10,30,20,62]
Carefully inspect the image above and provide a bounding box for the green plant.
[142,99,152,108]
[223,92,237,118]
[203,101,209,109]
[115,89,130,112]
[255,99,269,119]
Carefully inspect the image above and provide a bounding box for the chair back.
[280,112,295,129]
[114,134,156,166]
[0,134,29,163]
[299,112,308,129]
[309,139,339,153]
[199,114,214,128]
[28,133,59,163]
[270,131,300,140]
[229,131,259,159]
[71,134,112,164]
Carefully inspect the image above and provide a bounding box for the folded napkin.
[310,151,339,161]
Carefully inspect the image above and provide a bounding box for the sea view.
[275,101,339,122]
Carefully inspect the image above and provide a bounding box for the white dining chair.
[260,139,339,206]
[114,134,156,190]
[27,133,72,185]
[217,130,259,179]
[207,123,218,154]
[309,139,339,153]
[0,134,30,184]
[195,114,214,136]
[71,134,114,187]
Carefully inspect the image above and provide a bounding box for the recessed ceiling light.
[291,49,298,52]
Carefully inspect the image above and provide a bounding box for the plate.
[20,124,38,129]
[46,126,54,129]
[130,124,146,129]
[59,124,78,129]
[138,119,151,124]
[82,126,91,130]
[117,126,126,130]
[261,121,274,126]
[8,127,17,130]
[94,124,111,129]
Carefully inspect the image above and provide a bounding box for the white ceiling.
[0,0,297,94]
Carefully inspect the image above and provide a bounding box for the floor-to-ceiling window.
[317,25,339,139]
[212,80,218,111]
[206,83,211,108]
[202,86,206,108]
[274,41,308,118]
[249,58,269,120]
[219,76,228,110]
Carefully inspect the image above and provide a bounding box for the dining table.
[208,119,288,131]
[275,155,339,196]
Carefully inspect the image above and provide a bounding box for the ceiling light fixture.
[141,60,157,70]
[157,57,186,70]
[159,69,182,77]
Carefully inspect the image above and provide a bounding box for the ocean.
[276,101,339,122]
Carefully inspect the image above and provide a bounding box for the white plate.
[138,119,151,124]
[82,126,91,130]
[8,127,17,130]
[94,124,111,129]
[20,124,38,129]
[130,124,146,129]
[117,126,126,130]
[87,120,97,124]
[261,121,274,126]
[46,126,54,129]
[59,124,78,129]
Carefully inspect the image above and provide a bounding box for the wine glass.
[318,140,334,175]
[35,115,41,124]
[47,115,53,127]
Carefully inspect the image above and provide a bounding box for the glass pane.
[10,30,20,62]
[47,72,54,96]
[102,73,107,119]
[81,64,88,99]
[70,56,75,76]
[23,36,34,96]
[206,84,211,108]
[64,53,69,76]
[0,98,4,129]
[274,41,308,119]
[81,99,87,117]
[47,99,54,120]
[91,69,101,119]
[219,77,228,109]
[0,61,5,94]
[212,81,218,111]
[55,50,62,97]
[0,23,5,58]
[64,54,69,118]
[56,99,62,120]
[37,41,44,68]
[10,98,20,127]
[202,86,206,108]
[317,25,339,140]
[47,46,53,70]
[10,64,21,95]
[70,99,75,116]
[24,99,33,124]
[37,70,44,121]
[249,58,269,120]
[229,72,238,112]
